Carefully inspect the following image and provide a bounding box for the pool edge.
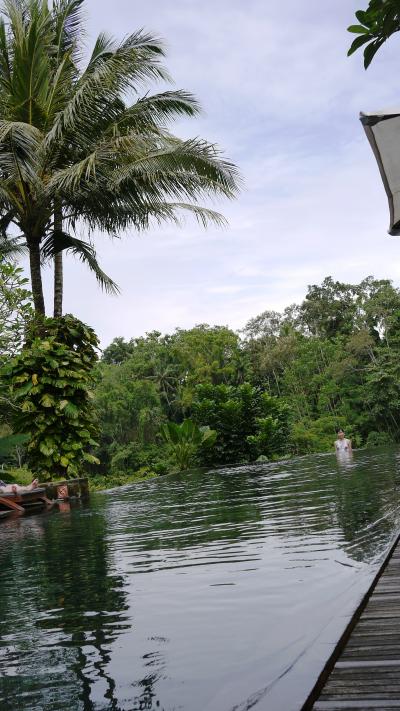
[300,531,400,711]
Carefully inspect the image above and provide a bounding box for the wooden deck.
[306,536,400,710]
[0,488,49,514]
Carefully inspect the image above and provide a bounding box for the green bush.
[192,383,290,466]
[90,467,159,491]
[3,315,99,480]
[0,466,34,486]
[160,419,216,470]
[365,431,394,448]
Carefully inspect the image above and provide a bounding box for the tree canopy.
[89,276,400,483]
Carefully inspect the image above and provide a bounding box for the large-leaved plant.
[3,315,99,479]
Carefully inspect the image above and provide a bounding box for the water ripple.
[1,448,400,710]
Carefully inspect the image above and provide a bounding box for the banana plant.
[160,418,216,471]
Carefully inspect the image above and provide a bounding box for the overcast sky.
[40,0,400,346]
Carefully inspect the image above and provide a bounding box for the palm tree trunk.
[53,202,63,317]
[53,252,63,317]
[28,240,45,315]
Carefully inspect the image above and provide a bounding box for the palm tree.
[0,0,240,316]
[147,355,182,418]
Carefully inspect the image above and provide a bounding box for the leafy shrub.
[104,441,173,477]
[365,431,394,448]
[192,383,290,465]
[0,259,33,363]
[160,419,216,470]
[3,315,99,480]
[0,466,34,486]
[90,467,158,491]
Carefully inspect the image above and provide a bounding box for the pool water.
[1,448,400,710]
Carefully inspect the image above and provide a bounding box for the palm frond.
[84,31,117,68]
[156,202,227,228]
[40,1,82,126]
[61,194,228,234]
[43,50,76,123]
[112,91,201,134]
[0,233,26,257]
[41,230,119,294]
[45,30,169,147]
[0,182,24,214]
[0,120,42,184]
[52,0,84,63]
[47,132,240,205]
[84,29,166,76]
[112,136,241,199]
[3,0,54,126]
[0,19,12,93]
[0,118,42,146]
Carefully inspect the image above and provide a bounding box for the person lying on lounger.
[0,478,40,494]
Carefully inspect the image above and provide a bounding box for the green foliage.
[93,276,400,482]
[246,394,291,460]
[95,325,245,477]
[365,430,395,447]
[102,337,136,365]
[101,325,246,416]
[89,467,159,492]
[243,277,400,450]
[0,258,34,426]
[289,417,350,454]
[0,465,33,486]
[348,1,400,67]
[362,348,400,435]
[300,277,361,338]
[94,358,166,476]
[0,259,33,363]
[160,419,217,470]
[192,383,290,465]
[0,433,29,467]
[3,314,99,480]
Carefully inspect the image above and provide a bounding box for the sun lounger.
[0,488,49,514]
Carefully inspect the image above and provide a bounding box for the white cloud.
[36,0,400,345]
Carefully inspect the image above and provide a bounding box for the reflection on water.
[1,448,400,711]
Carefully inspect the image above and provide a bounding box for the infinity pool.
[1,448,400,710]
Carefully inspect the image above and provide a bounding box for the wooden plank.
[0,495,24,512]
[307,536,400,710]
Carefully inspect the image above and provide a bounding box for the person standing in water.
[334,429,352,453]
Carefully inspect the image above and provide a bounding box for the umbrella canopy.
[361,109,400,235]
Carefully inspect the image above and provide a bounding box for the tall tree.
[0,0,240,316]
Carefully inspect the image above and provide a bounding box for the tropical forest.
[2,259,400,488]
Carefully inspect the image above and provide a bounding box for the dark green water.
[1,448,400,711]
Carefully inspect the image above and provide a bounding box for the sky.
[40,0,400,346]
